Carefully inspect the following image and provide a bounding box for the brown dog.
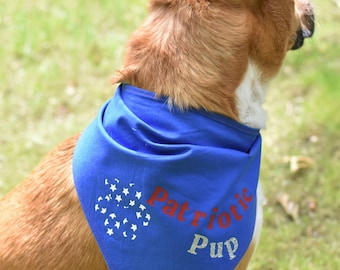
[0,0,314,269]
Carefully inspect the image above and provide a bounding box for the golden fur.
[114,0,312,119]
[0,134,107,269]
[0,0,314,269]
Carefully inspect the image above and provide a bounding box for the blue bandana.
[73,84,262,270]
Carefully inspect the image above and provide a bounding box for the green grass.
[0,0,148,191]
[256,1,340,268]
[0,0,339,269]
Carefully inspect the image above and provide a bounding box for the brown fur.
[0,134,107,269]
[0,0,314,269]
[114,0,308,119]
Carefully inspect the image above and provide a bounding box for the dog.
[0,0,314,269]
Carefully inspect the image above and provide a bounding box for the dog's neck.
[115,61,269,130]
[114,0,314,132]
[235,62,268,129]
[114,4,273,130]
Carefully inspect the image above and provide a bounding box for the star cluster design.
[95,178,151,241]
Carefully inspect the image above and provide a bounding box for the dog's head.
[242,0,315,78]
[291,0,315,50]
[115,0,314,119]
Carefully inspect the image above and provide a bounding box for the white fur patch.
[235,63,268,129]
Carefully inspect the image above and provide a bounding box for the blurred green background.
[0,0,339,269]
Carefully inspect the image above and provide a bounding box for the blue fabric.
[73,84,262,270]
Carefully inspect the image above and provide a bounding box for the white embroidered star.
[107,228,114,236]
[101,208,107,214]
[110,184,117,192]
[145,213,151,221]
[95,204,99,211]
[105,194,112,201]
[110,213,116,219]
[122,188,129,196]
[135,191,142,200]
[105,179,109,185]
[139,204,146,211]
[115,194,122,203]
[123,218,128,224]
[129,200,136,207]
[104,219,109,226]
[115,221,121,229]
[131,224,137,232]
[123,231,127,238]
[136,212,142,219]
[132,234,137,240]
[98,196,103,202]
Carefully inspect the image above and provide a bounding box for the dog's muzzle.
[291,1,315,50]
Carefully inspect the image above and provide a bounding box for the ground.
[0,0,339,269]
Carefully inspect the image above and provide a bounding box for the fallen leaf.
[283,155,315,174]
[277,192,299,222]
